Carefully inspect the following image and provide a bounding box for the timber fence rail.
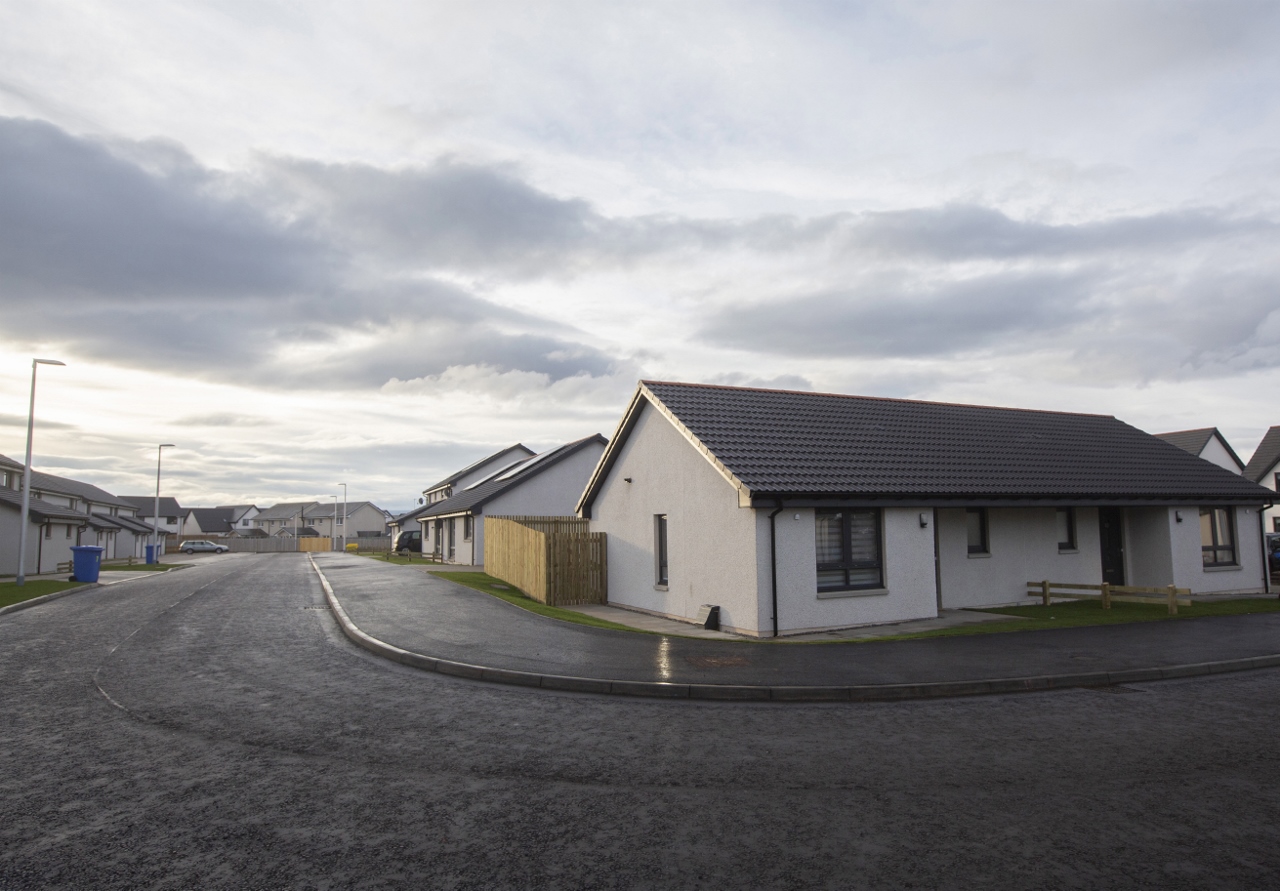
[484,516,607,607]
[1027,580,1192,615]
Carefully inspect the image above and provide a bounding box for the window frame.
[815,508,884,593]
[1200,507,1237,567]
[966,508,990,555]
[1056,507,1077,552]
[463,516,473,541]
[655,514,668,587]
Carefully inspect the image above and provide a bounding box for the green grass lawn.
[359,552,443,566]
[100,562,177,572]
[429,571,658,634]
[863,596,1280,643]
[0,579,89,609]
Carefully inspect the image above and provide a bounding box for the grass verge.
[860,596,1280,643]
[100,562,176,572]
[359,553,443,566]
[0,579,88,609]
[428,571,657,634]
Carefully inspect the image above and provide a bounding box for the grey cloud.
[173,413,276,428]
[837,204,1277,262]
[0,118,615,389]
[0,118,329,301]
[702,270,1092,359]
[0,412,77,430]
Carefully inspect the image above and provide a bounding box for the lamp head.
[34,359,66,366]
[159,443,176,449]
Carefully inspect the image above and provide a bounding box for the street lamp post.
[332,495,339,549]
[339,482,347,552]
[152,444,175,562]
[16,358,65,585]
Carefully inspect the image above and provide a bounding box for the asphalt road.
[2,553,1278,890]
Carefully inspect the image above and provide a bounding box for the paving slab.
[315,553,1280,691]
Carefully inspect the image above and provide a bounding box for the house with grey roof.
[250,502,317,536]
[388,444,537,546]
[418,435,607,565]
[304,501,392,542]
[2,455,161,574]
[121,496,191,549]
[1244,426,1280,534]
[1156,428,1245,474]
[577,382,1275,637]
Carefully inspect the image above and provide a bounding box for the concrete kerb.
[308,557,1280,703]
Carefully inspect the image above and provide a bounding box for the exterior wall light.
[919,512,929,528]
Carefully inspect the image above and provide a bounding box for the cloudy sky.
[2,1,1279,510]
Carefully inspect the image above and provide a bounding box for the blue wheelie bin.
[145,544,156,565]
[71,545,105,583]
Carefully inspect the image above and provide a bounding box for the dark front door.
[1098,507,1125,585]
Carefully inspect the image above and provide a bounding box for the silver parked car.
[182,540,228,554]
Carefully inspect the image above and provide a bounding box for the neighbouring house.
[1156,428,1246,474]
[418,435,607,565]
[388,444,537,547]
[1244,426,1280,534]
[251,502,316,536]
[304,501,393,541]
[222,504,261,532]
[577,381,1275,637]
[122,497,191,550]
[184,507,238,538]
[1,454,163,574]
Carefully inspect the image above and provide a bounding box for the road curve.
[2,553,1277,889]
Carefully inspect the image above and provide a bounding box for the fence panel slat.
[484,516,606,607]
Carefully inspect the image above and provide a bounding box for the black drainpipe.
[769,501,785,638]
[1260,504,1272,597]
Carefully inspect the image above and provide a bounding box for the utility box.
[695,604,720,630]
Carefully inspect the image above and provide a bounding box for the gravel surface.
[2,552,1278,889]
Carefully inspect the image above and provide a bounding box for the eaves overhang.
[576,383,751,518]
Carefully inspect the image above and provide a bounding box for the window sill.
[817,587,889,600]
[1203,564,1241,573]
[654,584,669,591]
[967,552,991,559]
[1058,548,1079,555]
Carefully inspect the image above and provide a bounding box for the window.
[463,516,473,540]
[1056,508,1077,551]
[65,524,72,538]
[816,509,883,592]
[966,508,989,555]
[1274,518,1280,534]
[44,524,51,539]
[166,516,177,525]
[655,514,668,586]
[1200,507,1236,566]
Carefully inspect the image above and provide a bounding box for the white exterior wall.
[1258,461,1279,534]
[765,506,938,634]
[1125,508,1175,587]
[590,404,764,635]
[936,507,1103,608]
[1199,437,1243,474]
[1170,505,1268,594]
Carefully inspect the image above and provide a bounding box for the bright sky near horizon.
[2,0,1279,510]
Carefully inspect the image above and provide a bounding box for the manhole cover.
[684,654,751,669]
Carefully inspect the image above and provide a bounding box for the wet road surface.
[2,553,1278,889]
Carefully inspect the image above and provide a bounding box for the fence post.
[1101,582,1111,610]
[1167,584,1178,616]
[1040,580,1051,607]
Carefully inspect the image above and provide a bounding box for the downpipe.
[769,502,784,638]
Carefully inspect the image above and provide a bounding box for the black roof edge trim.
[750,495,1275,509]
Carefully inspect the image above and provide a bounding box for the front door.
[447,518,456,562]
[1098,507,1125,585]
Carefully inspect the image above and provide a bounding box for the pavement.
[313,552,1280,700]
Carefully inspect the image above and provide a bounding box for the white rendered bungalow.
[577,381,1275,638]
[387,444,536,547]
[419,435,607,565]
[1244,426,1280,534]
[1156,428,1246,474]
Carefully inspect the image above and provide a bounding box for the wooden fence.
[1027,580,1192,615]
[484,516,606,606]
